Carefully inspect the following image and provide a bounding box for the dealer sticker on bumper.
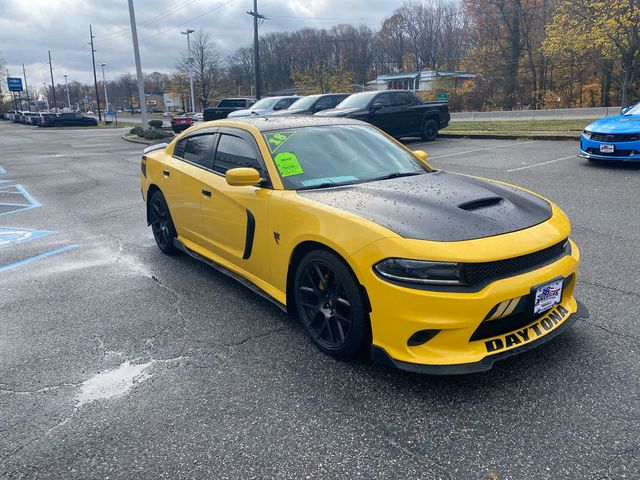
[533,279,563,315]
[600,144,614,153]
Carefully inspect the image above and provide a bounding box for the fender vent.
[458,197,503,211]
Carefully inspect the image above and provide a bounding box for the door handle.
[202,189,212,197]
[163,169,170,177]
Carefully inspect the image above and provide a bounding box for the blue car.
[580,103,640,162]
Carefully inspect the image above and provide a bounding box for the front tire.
[149,190,177,255]
[294,250,370,360]
[421,118,439,141]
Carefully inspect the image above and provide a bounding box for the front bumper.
[371,301,588,374]
[579,135,640,161]
[351,232,583,374]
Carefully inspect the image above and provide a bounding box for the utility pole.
[247,0,267,100]
[22,64,31,110]
[99,63,109,112]
[128,0,148,128]
[127,82,134,115]
[63,75,71,109]
[48,50,57,109]
[180,29,196,112]
[89,25,102,121]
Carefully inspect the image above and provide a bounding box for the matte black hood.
[298,171,552,242]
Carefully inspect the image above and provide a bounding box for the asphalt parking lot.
[1,122,639,479]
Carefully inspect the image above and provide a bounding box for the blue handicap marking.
[0,226,56,248]
[0,184,41,216]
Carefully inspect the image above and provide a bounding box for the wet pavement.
[1,122,639,479]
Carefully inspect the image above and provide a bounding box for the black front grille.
[586,147,636,157]
[470,274,574,341]
[590,133,640,142]
[463,240,567,286]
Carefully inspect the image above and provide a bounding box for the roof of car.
[219,115,365,132]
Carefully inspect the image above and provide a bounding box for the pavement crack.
[579,319,640,342]
[579,279,640,300]
[0,382,82,396]
[194,325,288,348]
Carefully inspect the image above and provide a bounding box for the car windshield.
[288,96,319,110]
[623,103,640,115]
[262,125,427,190]
[251,97,280,110]
[335,93,376,109]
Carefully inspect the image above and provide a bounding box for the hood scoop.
[299,171,552,242]
[458,196,503,211]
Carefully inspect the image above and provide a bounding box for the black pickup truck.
[315,90,449,141]
[203,98,255,121]
[41,112,98,127]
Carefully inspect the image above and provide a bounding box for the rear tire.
[294,250,370,360]
[421,119,439,141]
[149,190,178,255]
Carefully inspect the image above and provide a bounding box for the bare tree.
[176,31,224,109]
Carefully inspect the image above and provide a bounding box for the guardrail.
[451,106,623,121]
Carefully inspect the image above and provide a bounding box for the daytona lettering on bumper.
[485,305,569,353]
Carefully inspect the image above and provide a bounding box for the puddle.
[76,361,153,407]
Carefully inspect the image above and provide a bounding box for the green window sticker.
[274,152,304,177]
[264,131,295,153]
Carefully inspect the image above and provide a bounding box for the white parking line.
[429,140,537,160]
[506,155,576,172]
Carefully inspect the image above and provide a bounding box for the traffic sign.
[7,77,23,92]
[437,93,449,102]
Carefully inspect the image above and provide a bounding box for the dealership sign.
[7,77,23,92]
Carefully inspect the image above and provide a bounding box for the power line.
[107,0,237,52]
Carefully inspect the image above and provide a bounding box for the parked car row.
[0,110,98,127]
[201,90,450,140]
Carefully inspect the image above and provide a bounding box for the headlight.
[583,130,592,140]
[374,258,464,286]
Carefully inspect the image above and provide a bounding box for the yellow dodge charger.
[140,116,587,374]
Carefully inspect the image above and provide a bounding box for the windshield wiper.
[368,171,423,182]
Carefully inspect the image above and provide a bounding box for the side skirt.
[173,238,288,313]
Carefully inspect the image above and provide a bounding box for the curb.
[121,134,175,145]
[439,133,579,141]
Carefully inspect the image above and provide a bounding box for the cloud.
[0,0,396,86]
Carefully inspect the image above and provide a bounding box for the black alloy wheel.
[422,119,439,141]
[149,191,177,255]
[294,250,370,359]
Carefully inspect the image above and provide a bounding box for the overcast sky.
[0,0,398,90]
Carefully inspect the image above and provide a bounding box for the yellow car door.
[199,128,273,282]
[164,131,217,245]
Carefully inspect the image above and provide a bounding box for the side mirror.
[314,104,329,112]
[371,102,384,111]
[225,167,262,187]
[412,149,433,169]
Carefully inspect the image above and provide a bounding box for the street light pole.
[99,63,109,113]
[63,74,71,109]
[181,29,196,112]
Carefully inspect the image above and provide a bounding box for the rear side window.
[214,134,262,174]
[218,99,245,107]
[175,134,215,168]
[394,92,412,106]
[315,96,334,109]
